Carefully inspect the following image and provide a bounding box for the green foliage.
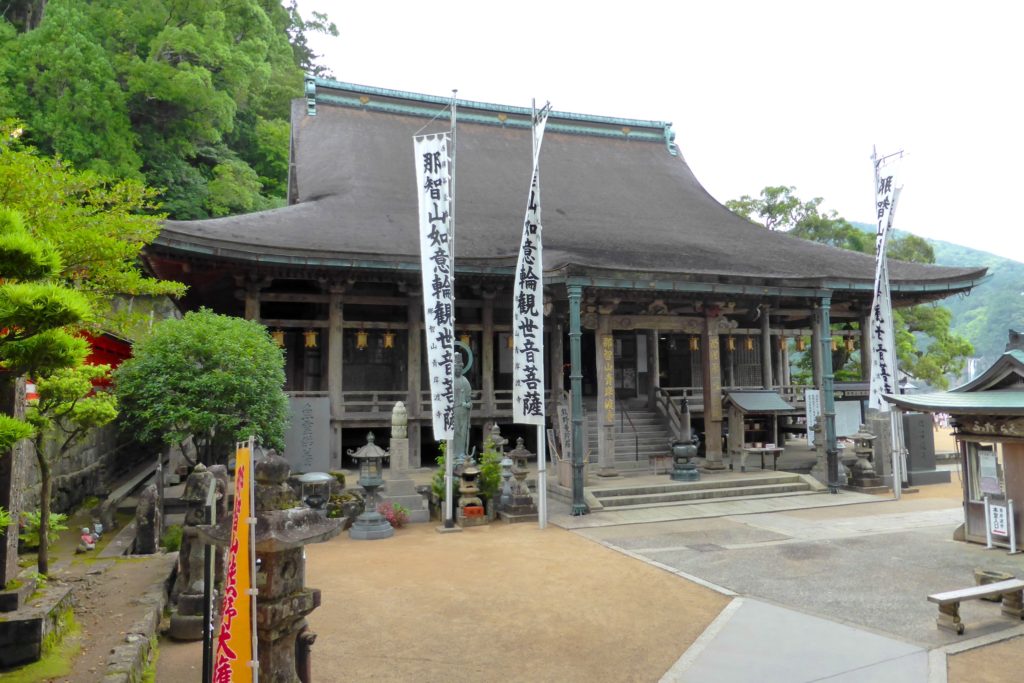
[0,609,81,683]
[18,510,68,549]
[0,504,10,535]
[0,124,184,333]
[478,435,503,501]
[0,0,337,218]
[728,187,974,388]
[114,308,289,465]
[27,364,118,438]
[160,524,183,552]
[0,414,34,452]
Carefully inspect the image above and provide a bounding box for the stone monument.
[133,483,161,554]
[199,451,342,682]
[169,464,226,640]
[379,402,429,523]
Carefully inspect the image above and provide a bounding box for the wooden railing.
[654,386,689,442]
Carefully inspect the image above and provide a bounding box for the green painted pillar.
[819,295,840,493]
[568,283,588,515]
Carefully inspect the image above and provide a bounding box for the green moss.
[140,635,159,683]
[160,524,183,552]
[4,578,23,591]
[2,611,80,682]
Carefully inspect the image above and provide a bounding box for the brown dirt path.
[301,521,728,683]
[947,635,1024,682]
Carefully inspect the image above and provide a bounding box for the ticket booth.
[885,344,1024,548]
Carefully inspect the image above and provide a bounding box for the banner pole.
[201,478,217,683]
[248,437,259,682]
[444,91,458,529]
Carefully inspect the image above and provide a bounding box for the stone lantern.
[198,451,342,682]
[848,425,884,491]
[347,432,394,540]
[499,438,538,523]
[457,465,487,526]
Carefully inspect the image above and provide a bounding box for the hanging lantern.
[744,336,754,352]
[831,337,838,352]
[778,336,786,350]
[796,336,807,352]
[356,329,369,351]
[689,335,699,352]
[726,336,736,352]
[506,334,515,350]
[845,336,855,352]
[25,380,38,403]
[271,329,285,348]
[303,329,318,349]
[383,331,395,349]
[460,332,472,348]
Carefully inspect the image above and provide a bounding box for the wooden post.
[482,291,496,415]
[702,311,726,468]
[407,292,422,467]
[328,285,344,470]
[595,316,616,476]
[244,283,261,321]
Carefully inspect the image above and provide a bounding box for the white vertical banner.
[414,134,455,440]
[512,109,549,424]
[868,157,901,412]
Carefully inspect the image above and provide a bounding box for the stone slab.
[283,396,331,474]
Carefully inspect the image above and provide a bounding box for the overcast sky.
[297,0,1023,264]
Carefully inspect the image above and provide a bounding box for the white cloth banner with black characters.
[512,111,549,425]
[414,133,455,439]
[868,159,901,412]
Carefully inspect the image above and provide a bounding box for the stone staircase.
[586,405,674,472]
[589,473,819,510]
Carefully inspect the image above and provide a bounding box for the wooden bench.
[927,578,1024,634]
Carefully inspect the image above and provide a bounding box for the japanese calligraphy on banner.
[513,110,549,424]
[214,441,255,683]
[868,158,901,412]
[414,134,454,440]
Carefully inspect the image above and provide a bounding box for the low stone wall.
[20,425,153,515]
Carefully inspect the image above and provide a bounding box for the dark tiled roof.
[158,81,985,290]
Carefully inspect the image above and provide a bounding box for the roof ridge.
[307,76,678,153]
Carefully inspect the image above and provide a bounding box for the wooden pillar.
[702,312,726,468]
[647,330,660,409]
[775,336,786,389]
[726,337,736,387]
[782,342,791,386]
[482,291,496,414]
[861,313,872,381]
[760,306,774,388]
[244,283,261,321]
[595,315,616,475]
[407,292,422,467]
[328,285,344,470]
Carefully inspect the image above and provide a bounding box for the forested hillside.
[929,240,1024,368]
[851,220,1024,372]
[0,0,334,219]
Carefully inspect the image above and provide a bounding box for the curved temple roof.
[156,79,985,296]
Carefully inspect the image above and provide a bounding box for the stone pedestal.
[381,435,428,524]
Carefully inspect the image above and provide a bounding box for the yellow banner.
[214,443,254,682]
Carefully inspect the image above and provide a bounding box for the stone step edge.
[597,482,812,507]
[596,489,821,511]
[591,476,806,498]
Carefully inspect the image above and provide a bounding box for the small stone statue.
[76,528,96,553]
[453,350,474,465]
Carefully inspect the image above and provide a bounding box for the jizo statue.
[453,344,475,465]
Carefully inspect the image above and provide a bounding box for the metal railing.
[617,399,640,462]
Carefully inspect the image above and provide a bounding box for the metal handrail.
[617,399,640,462]
[654,386,688,442]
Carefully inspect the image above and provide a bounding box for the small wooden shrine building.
[886,332,1024,547]
[144,77,986,471]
